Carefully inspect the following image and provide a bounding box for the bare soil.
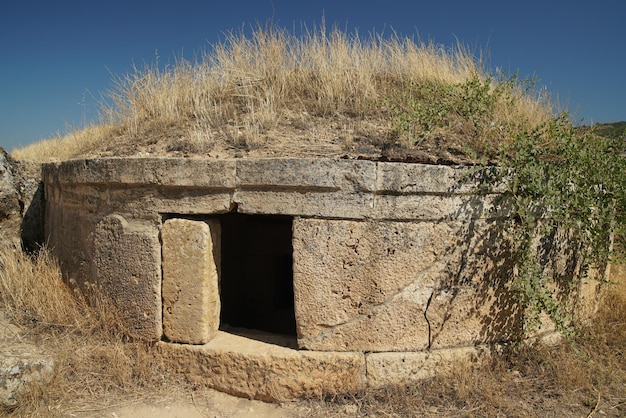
[79,114,479,166]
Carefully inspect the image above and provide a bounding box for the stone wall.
[41,157,600,399]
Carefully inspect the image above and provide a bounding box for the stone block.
[158,332,366,401]
[376,161,506,194]
[94,214,162,341]
[234,190,373,219]
[293,218,461,351]
[235,158,376,191]
[366,346,486,387]
[162,219,221,344]
[293,218,520,351]
[234,158,376,219]
[376,161,470,194]
[372,194,503,221]
[44,158,237,188]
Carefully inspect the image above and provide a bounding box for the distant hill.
[593,121,626,140]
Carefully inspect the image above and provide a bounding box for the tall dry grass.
[13,23,554,162]
[0,244,88,329]
[12,124,122,163]
[0,244,176,416]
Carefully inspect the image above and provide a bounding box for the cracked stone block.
[293,218,461,351]
[162,219,221,344]
[293,218,520,352]
[158,331,366,401]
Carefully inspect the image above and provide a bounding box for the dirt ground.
[67,391,302,418]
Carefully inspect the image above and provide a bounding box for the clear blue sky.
[1,0,624,151]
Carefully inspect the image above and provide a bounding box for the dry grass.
[12,23,553,163]
[12,124,123,163]
[0,244,179,416]
[1,242,625,416]
[0,244,88,329]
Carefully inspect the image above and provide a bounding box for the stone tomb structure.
[43,157,588,400]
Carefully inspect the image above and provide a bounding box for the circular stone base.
[157,331,488,401]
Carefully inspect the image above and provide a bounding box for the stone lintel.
[236,158,376,192]
[43,158,236,188]
[234,190,374,219]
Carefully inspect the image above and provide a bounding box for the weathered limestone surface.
[158,331,366,401]
[293,218,518,351]
[0,148,19,221]
[43,157,502,222]
[42,157,587,352]
[235,158,376,218]
[45,174,163,341]
[93,214,162,340]
[39,156,604,400]
[0,148,43,248]
[44,158,237,188]
[293,218,457,351]
[162,219,221,344]
[366,346,486,387]
[375,161,505,194]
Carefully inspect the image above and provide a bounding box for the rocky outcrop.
[0,147,43,249]
[0,148,20,222]
[0,149,48,410]
[0,311,53,411]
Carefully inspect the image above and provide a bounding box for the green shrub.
[496,116,626,336]
[386,72,541,156]
[389,77,626,336]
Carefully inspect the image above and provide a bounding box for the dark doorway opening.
[218,213,296,337]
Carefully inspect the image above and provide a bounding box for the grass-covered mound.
[13,24,553,163]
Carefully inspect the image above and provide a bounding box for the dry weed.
[13,23,553,163]
[0,244,179,416]
[11,124,121,162]
[0,244,86,329]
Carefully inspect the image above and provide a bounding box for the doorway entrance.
[218,213,296,337]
